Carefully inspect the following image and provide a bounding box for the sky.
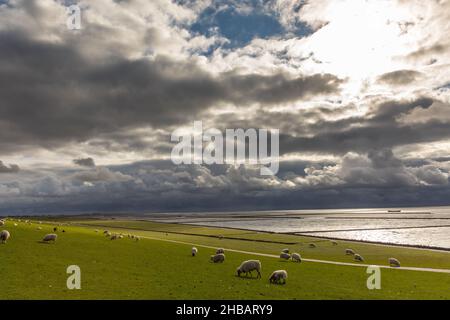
[0,0,450,215]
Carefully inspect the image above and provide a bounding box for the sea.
[150,206,450,250]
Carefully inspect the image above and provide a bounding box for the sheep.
[345,248,355,255]
[354,254,364,262]
[269,270,288,284]
[103,230,109,234]
[135,236,140,242]
[309,243,316,248]
[281,248,289,253]
[389,258,401,268]
[118,235,123,239]
[331,240,338,246]
[1,230,11,244]
[280,252,291,260]
[192,247,198,256]
[236,260,262,278]
[291,252,302,263]
[14,223,18,227]
[110,234,118,240]
[216,248,225,254]
[210,253,225,263]
[0,220,4,226]
[43,234,57,243]
[105,232,111,237]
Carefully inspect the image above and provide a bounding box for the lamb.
[210,253,225,263]
[269,270,288,284]
[291,252,302,262]
[281,248,289,253]
[0,230,10,244]
[236,260,262,278]
[388,258,401,268]
[354,254,364,262]
[280,252,291,260]
[309,243,316,248]
[345,248,355,255]
[43,234,57,243]
[192,247,198,256]
[216,248,225,254]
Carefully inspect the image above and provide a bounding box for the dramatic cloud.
[1,0,450,214]
[73,157,96,167]
[0,161,20,173]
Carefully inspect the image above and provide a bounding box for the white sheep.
[236,260,262,278]
[192,247,198,256]
[0,220,4,226]
[309,243,316,248]
[281,248,289,253]
[389,258,401,268]
[280,252,291,260]
[291,252,302,262]
[269,270,288,284]
[135,236,140,242]
[216,248,225,254]
[345,248,355,255]
[1,230,11,243]
[14,223,18,227]
[210,253,225,263]
[43,234,57,243]
[354,253,364,262]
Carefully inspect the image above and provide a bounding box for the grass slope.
[1,219,449,299]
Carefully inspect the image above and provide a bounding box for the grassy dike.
[1,218,449,299]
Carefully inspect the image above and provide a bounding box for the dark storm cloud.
[377,69,422,85]
[73,157,96,167]
[0,31,342,154]
[0,161,20,173]
[278,97,447,155]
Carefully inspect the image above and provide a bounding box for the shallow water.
[154,206,450,249]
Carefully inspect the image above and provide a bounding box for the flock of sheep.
[1,218,402,281]
[191,241,401,285]
[0,218,58,243]
[192,246,285,284]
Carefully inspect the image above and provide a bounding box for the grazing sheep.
[110,234,118,240]
[291,252,302,263]
[281,248,289,253]
[309,243,316,248]
[331,240,338,246]
[354,254,364,262]
[0,220,4,226]
[103,230,109,234]
[236,260,262,278]
[389,258,401,268]
[345,248,355,255]
[216,248,225,254]
[192,247,198,256]
[14,223,18,227]
[269,270,288,284]
[43,234,57,243]
[135,236,140,242]
[118,235,123,239]
[105,232,111,237]
[280,252,291,260]
[210,253,225,263]
[1,230,11,243]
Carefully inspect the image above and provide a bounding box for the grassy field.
[1,218,450,299]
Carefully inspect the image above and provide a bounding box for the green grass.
[1,219,450,299]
